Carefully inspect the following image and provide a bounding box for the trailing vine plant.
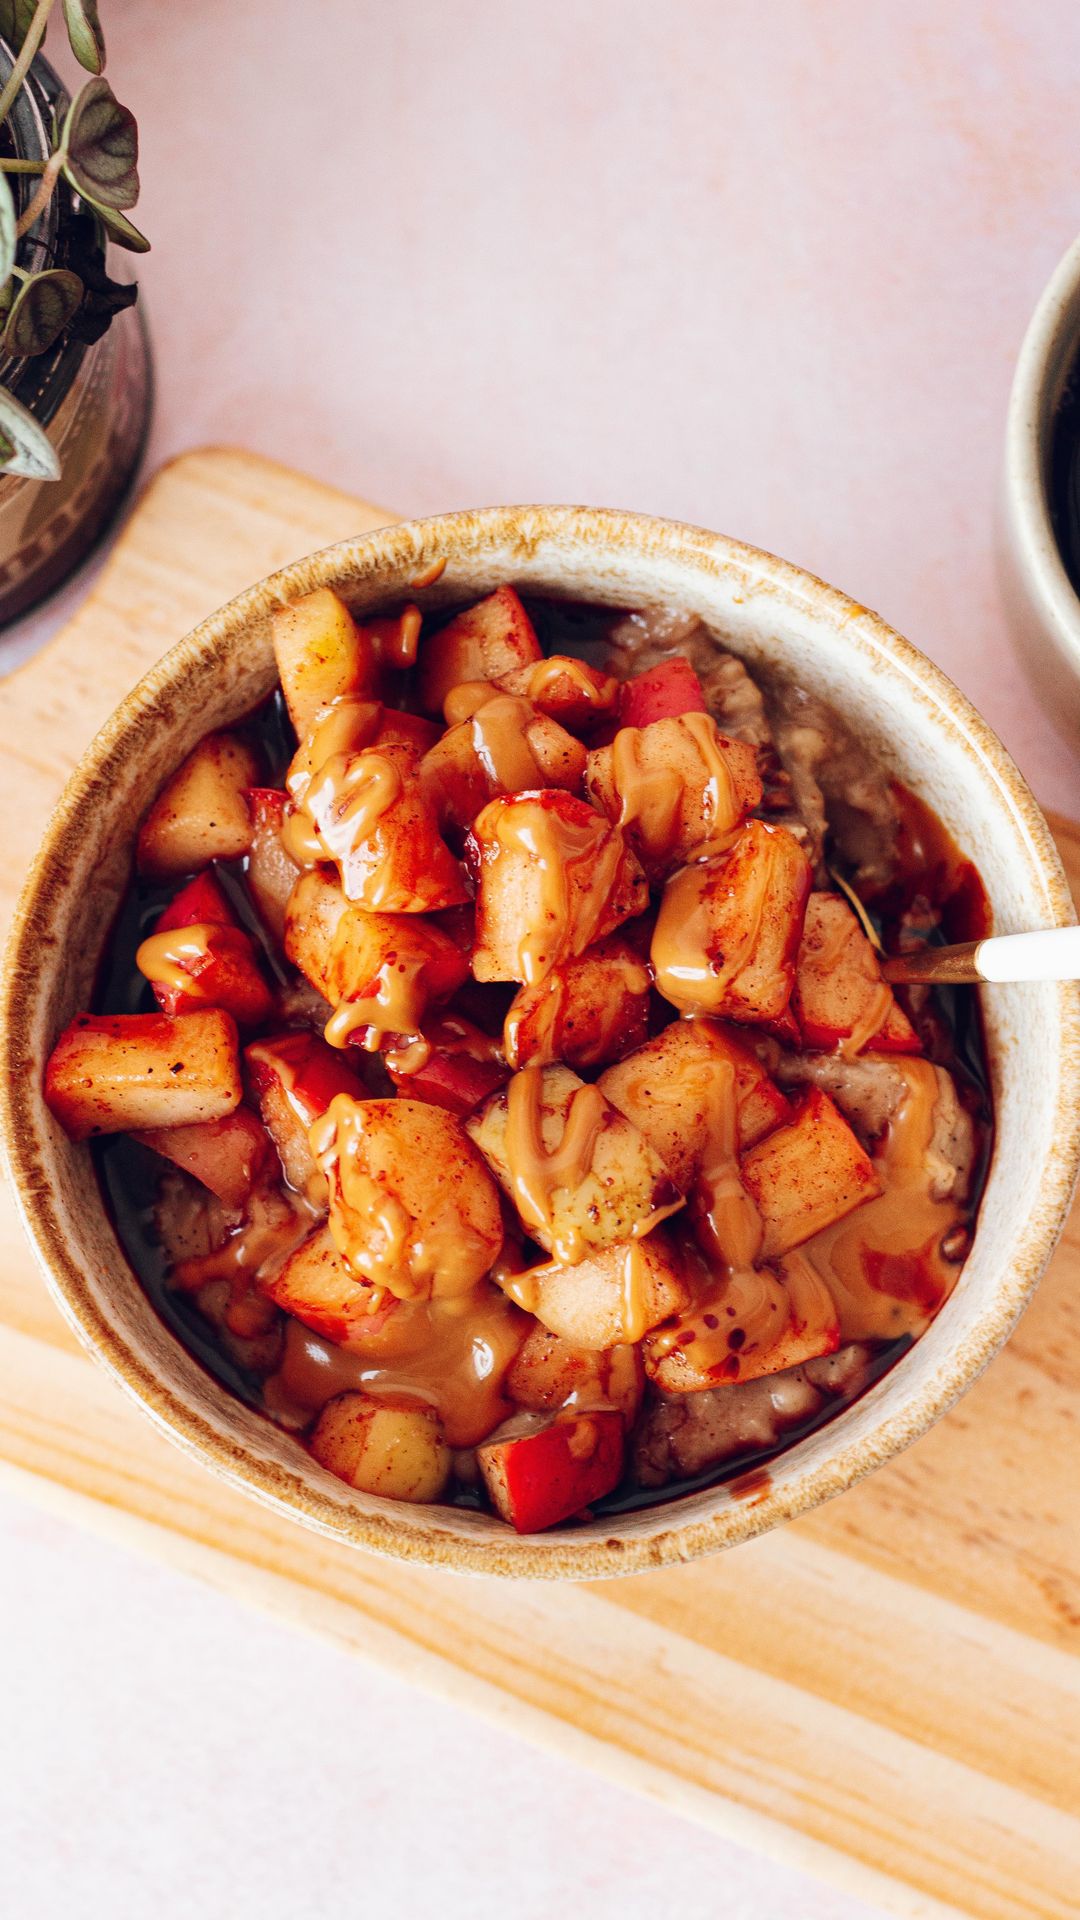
[0,0,147,477]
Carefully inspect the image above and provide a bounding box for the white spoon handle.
[882,926,1080,986]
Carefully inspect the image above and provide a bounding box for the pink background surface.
[5,4,1080,1917]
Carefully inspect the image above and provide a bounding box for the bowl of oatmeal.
[4,507,1078,1575]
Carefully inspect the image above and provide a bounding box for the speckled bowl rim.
[3,504,1079,1580]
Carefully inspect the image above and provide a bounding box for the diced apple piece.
[304,740,468,911]
[131,1107,276,1210]
[493,655,619,729]
[136,732,259,879]
[313,1096,504,1300]
[418,584,541,712]
[618,655,708,728]
[385,1015,510,1116]
[584,714,761,875]
[263,1224,396,1346]
[495,1231,688,1349]
[467,790,647,984]
[374,708,441,756]
[272,588,377,742]
[503,936,651,1070]
[740,1086,881,1258]
[419,698,587,834]
[310,1391,451,1502]
[792,892,919,1054]
[506,1324,644,1423]
[466,1064,683,1262]
[44,1009,242,1139]
[599,1018,790,1189]
[477,1410,624,1531]
[139,870,273,1028]
[651,820,811,1023]
[246,788,301,942]
[644,1254,840,1391]
[282,870,468,1047]
[246,1031,366,1191]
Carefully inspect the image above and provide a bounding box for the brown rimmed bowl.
[3,506,1079,1578]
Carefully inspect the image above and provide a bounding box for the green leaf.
[62,78,138,210]
[0,382,60,478]
[77,188,149,253]
[3,267,82,355]
[62,0,103,72]
[0,1,45,52]
[0,167,15,286]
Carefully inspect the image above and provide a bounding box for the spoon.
[882,926,1080,986]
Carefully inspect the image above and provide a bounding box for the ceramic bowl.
[1001,232,1080,733]
[4,506,1079,1578]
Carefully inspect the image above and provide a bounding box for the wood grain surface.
[1,448,1077,1920]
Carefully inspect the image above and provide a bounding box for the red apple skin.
[477,1411,625,1532]
[387,1048,509,1117]
[618,656,708,729]
[149,871,273,1027]
[245,1031,365,1125]
[131,1107,276,1209]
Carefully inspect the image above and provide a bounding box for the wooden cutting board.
[1,448,1078,1920]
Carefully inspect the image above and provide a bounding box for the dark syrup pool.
[91,597,994,1521]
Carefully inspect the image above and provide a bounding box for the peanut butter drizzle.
[304,749,402,870]
[504,948,650,1069]
[323,939,430,1052]
[503,1065,608,1261]
[266,1283,523,1447]
[174,1186,319,1293]
[443,679,495,725]
[493,801,625,985]
[522,656,614,705]
[310,1094,495,1300]
[650,831,769,1011]
[135,923,218,998]
[469,693,548,792]
[286,697,381,804]
[799,1058,965,1340]
[808,901,895,1058]
[619,1240,653,1344]
[611,711,741,864]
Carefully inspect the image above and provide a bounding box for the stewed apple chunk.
[739,1086,880,1258]
[617,655,708,728]
[467,790,647,983]
[495,1232,688,1348]
[272,587,377,742]
[651,819,811,1023]
[136,732,260,879]
[598,1017,790,1189]
[585,714,761,876]
[263,1224,397,1347]
[506,1323,644,1423]
[132,1107,276,1211]
[246,1030,366,1192]
[644,1245,841,1392]
[245,788,301,942]
[503,936,651,1071]
[466,1064,684,1264]
[312,1095,504,1300]
[137,869,273,1028]
[486,655,619,729]
[419,697,587,833]
[477,1409,625,1532]
[283,869,469,1049]
[44,1009,242,1138]
[385,1014,509,1116]
[792,892,919,1054]
[299,739,468,911]
[310,1392,452,1502]
[418,583,542,712]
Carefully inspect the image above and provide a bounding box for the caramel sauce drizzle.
[136,923,218,998]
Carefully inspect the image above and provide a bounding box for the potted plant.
[0,0,150,625]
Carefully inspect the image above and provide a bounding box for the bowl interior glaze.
[4,505,1079,1578]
